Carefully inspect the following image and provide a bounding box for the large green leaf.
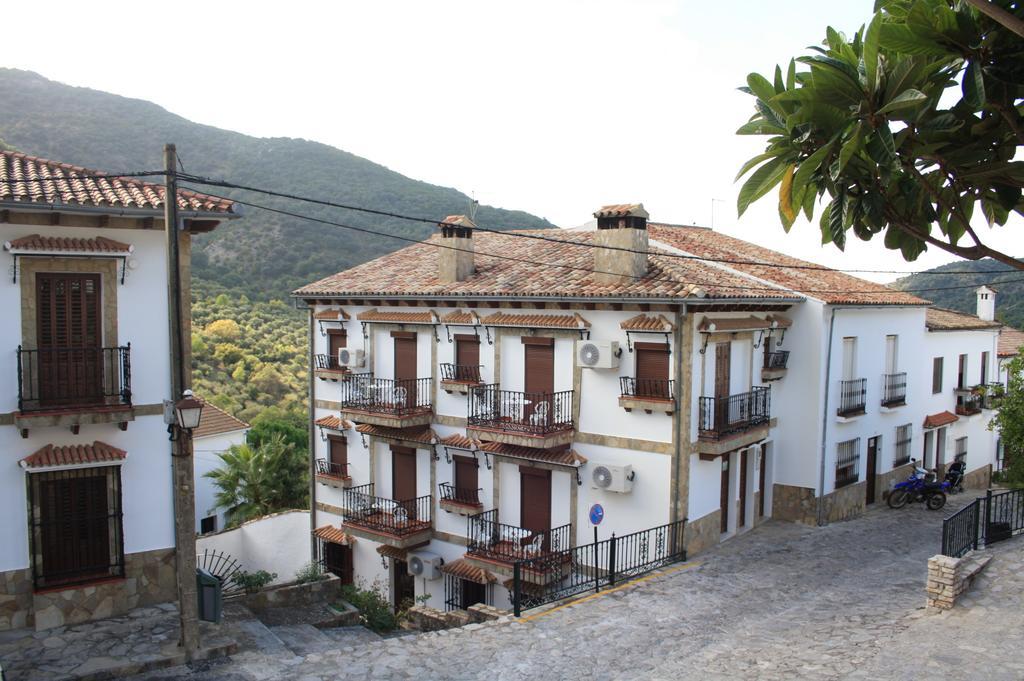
[878,24,952,57]
[735,151,785,182]
[962,60,985,109]
[863,14,881,92]
[737,157,789,217]
[838,122,864,173]
[747,73,778,104]
[736,119,785,136]
[792,142,836,199]
[877,88,927,114]
[778,165,797,230]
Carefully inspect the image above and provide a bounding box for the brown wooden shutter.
[36,273,103,405]
[39,473,110,584]
[455,336,480,370]
[932,357,943,393]
[329,435,347,468]
[714,342,731,399]
[393,334,417,408]
[328,330,347,358]
[524,341,554,396]
[391,445,417,501]
[453,455,479,501]
[519,467,551,534]
[635,342,669,397]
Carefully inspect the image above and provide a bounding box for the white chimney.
[976,285,996,321]
[437,214,475,283]
[592,203,649,285]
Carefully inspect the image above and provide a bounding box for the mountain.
[892,258,1024,329]
[0,69,554,299]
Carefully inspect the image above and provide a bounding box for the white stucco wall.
[197,510,311,586]
[194,428,249,533]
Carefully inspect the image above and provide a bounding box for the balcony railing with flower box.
[439,482,483,515]
[881,372,907,408]
[465,509,571,581]
[439,363,483,394]
[466,385,575,448]
[955,387,983,416]
[315,458,351,488]
[837,378,867,418]
[618,377,675,415]
[340,483,432,547]
[761,350,790,381]
[338,373,433,427]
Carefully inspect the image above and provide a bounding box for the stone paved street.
[117,498,1022,680]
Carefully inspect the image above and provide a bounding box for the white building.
[0,151,237,631]
[295,204,1003,614]
[193,399,249,534]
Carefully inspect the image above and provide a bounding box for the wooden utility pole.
[164,143,200,656]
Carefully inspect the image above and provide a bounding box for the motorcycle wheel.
[888,488,909,509]
[926,492,947,511]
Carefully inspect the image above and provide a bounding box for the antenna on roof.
[468,192,479,223]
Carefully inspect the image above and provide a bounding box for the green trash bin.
[196,568,222,623]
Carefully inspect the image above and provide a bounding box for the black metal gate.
[942,489,1024,557]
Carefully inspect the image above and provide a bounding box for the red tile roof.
[315,415,352,431]
[440,310,479,325]
[698,315,777,332]
[478,441,587,467]
[925,308,1002,332]
[20,441,126,469]
[621,314,674,332]
[440,558,497,584]
[0,151,236,215]
[355,423,437,444]
[194,400,249,440]
[594,204,649,218]
[439,433,481,450]
[480,312,590,330]
[314,309,350,321]
[923,411,958,429]
[5,234,133,254]
[313,525,356,546]
[999,326,1024,358]
[376,545,407,560]
[356,309,439,324]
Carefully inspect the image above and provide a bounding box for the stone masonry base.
[684,511,720,558]
[772,484,817,526]
[926,552,992,610]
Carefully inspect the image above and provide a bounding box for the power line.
[0,171,167,182]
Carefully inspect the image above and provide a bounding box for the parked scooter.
[887,459,949,510]
[944,460,967,495]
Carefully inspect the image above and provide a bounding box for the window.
[200,515,217,534]
[957,354,968,389]
[453,334,481,382]
[923,430,935,469]
[452,454,480,505]
[634,342,671,398]
[932,357,943,394]
[894,424,912,467]
[444,572,488,611]
[841,337,857,380]
[955,437,967,464]
[885,335,898,374]
[981,351,989,384]
[328,435,348,477]
[27,466,124,589]
[835,438,860,489]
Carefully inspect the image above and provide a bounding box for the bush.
[232,569,277,594]
[294,562,324,584]
[340,582,398,633]
[206,318,241,341]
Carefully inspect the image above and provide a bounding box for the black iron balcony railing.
[763,351,790,370]
[439,482,482,507]
[314,353,345,371]
[17,345,132,412]
[467,385,574,435]
[339,373,432,415]
[881,372,907,407]
[837,378,867,417]
[619,377,674,401]
[316,458,350,479]
[955,387,983,416]
[440,363,482,383]
[698,386,770,440]
[980,383,1006,410]
[341,483,431,536]
[466,509,570,563]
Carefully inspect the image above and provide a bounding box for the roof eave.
[0,200,240,222]
[291,292,802,306]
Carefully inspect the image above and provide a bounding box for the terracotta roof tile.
[314,309,350,321]
[620,314,673,332]
[356,309,438,324]
[594,204,649,218]
[923,411,959,429]
[5,234,133,254]
[0,151,235,215]
[315,415,352,431]
[376,545,407,560]
[999,326,1024,358]
[440,558,497,584]
[355,423,437,444]
[194,400,249,440]
[313,525,357,546]
[480,312,590,330]
[442,215,476,228]
[478,441,587,467]
[698,315,777,332]
[767,314,792,329]
[439,433,481,450]
[925,308,1002,331]
[20,441,126,469]
[440,310,479,325]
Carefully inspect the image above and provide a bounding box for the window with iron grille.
[27,466,125,590]
[835,438,860,489]
[443,572,488,611]
[894,424,912,467]
[955,437,967,463]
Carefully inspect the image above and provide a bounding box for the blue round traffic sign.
[589,503,605,525]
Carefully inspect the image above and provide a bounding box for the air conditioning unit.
[337,348,365,368]
[575,340,620,369]
[591,464,635,493]
[407,551,444,580]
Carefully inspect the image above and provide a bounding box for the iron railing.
[955,387,983,416]
[316,458,350,479]
[894,425,912,467]
[17,345,131,412]
[467,385,574,435]
[467,509,571,563]
[698,386,770,440]
[837,378,866,417]
[341,483,431,536]
[763,351,790,370]
[314,353,345,371]
[941,489,1024,557]
[439,482,482,507]
[881,372,907,407]
[619,377,674,401]
[440,363,482,383]
[511,519,687,616]
[339,373,432,416]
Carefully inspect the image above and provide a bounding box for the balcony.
[955,387,983,416]
[618,377,675,415]
[465,509,571,582]
[837,378,866,418]
[15,345,133,435]
[338,373,433,428]
[697,387,771,458]
[761,350,790,381]
[439,363,482,394]
[315,458,352,489]
[466,385,575,449]
[314,353,348,381]
[438,482,483,515]
[340,483,433,549]
[881,372,907,408]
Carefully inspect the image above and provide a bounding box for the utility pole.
[164,143,200,657]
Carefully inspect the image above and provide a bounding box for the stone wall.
[875,462,915,503]
[238,575,342,612]
[964,464,991,491]
[772,484,817,526]
[926,552,992,610]
[0,568,33,630]
[405,602,507,632]
[820,481,866,523]
[684,511,720,558]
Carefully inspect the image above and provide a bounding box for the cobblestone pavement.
[125,498,1023,681]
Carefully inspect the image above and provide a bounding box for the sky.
[3,0,1022,283]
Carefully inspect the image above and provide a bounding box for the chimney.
[438,214,475,283]
[592,203,649,285]
[976,285,996,321]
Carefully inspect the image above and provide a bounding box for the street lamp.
[175,391,204,433]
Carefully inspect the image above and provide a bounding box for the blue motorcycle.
[887,459,949,511]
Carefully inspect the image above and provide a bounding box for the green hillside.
[893,258,1024,329]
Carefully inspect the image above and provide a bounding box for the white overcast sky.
[4,0,1021,283]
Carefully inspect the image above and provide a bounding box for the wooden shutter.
[635,342,669,397]
[391,445,417,501]
[981,352,989,383]
[519,467,551,534]
[841,337,856,380]
[453,455,479,503]
[932,357,943,394]
[39,472,110,584]
[328,330,347,359]
[523,340,554,396]
[328,435,347,468]
[393,333,417,408]
[455,335,480,370]
[957,354,967,389]
[36,273,103,405]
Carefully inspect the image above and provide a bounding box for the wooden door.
[393,559,416,613]
[720,458,730,533]
[714,342,731,429]
[635,342,670,398]
[328,436,347,475]
[37,273,103,406]
[391,445,417,502]
[523,338,554,423]
[936,428,946,471]
[455,334,480,382]
[865,437,878,504]
[923,430,935,469]
[323,543,353,585]
[393,332,417,408]
[39,474,109,583]
[328,330,347,369]
[738,450,748,528]
[453,455,479,504]
[758,447,767,517]
[520,467,552,546]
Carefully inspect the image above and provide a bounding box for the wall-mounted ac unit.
[591,463,635,493]
[337,348,365,368]
[407,551,444,580]
[575,340,620,369]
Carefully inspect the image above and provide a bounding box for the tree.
[205,318,241,341]
[246,406,308,455]
[737,0,1024,269]
[991,352,1024,487]
[204,433,309,526]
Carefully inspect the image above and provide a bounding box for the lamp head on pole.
[175,390,204,432]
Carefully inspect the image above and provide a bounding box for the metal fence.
[439,482,481,506]
[942,489,1024,558]
[341,483,431,536]
[17,345,132,412]
[338,374,432,415]
[698,387,770,440]
[881,372,907,407]
[619,377,675,400]
[467,385,574,435]
[467,509,571,563]
[837,378,866,416]
[314,353,344,371]
[511,519,688,616]
[440,363,482,383]
[316,458,350,479]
